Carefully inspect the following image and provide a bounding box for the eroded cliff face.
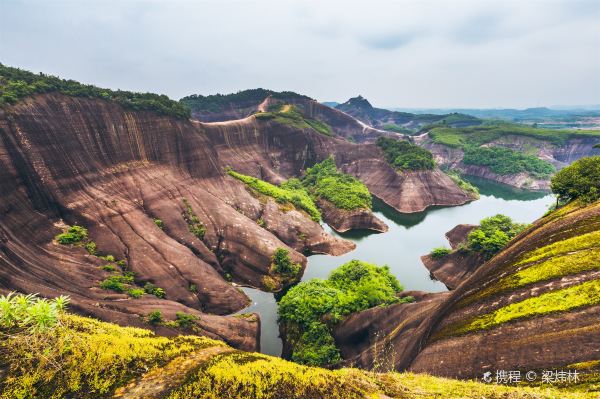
[336,200,600,379]
[420,134,600,190]
[0,93,473,350]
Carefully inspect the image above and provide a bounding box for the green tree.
[467,214,527,259]
[551,156,600,204]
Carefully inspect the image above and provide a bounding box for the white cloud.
[0,0,598,108]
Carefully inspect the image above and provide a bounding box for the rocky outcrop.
[420,224,486,290]
[341,158,477,213]
[340,200,600,379]
[316,199,388,233]
[0,92,475,350]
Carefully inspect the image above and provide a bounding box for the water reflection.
[234,179,555,357]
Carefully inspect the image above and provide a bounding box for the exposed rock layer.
[0,93,472,349]
[338,201,600,379]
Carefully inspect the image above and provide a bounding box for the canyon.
[0,91,473,352]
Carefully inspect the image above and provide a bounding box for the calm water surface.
[237,177,554,356]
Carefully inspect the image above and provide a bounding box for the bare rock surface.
[317,199,388,233]
[0,93,473,349]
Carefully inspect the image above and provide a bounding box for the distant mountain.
[391,107,600,121]
[336,96,481,133]
[321,101,340,108]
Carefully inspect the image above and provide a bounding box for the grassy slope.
[0,313,589,399]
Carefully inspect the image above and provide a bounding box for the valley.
[0,64,599,398]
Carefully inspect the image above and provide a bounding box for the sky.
[1,0,599,109]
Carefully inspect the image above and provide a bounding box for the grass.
[438,279,600,339]
[254,105,333,136]
[166,350,588,399]
[1,308,591,398]
[516,230,600,266]
[0,313,220,399]
[227,169,321,221]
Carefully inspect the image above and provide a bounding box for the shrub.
[147,310,163,324]
[127,288,144,299]
[376,137,435,171]
[0,292,69,332]
[551,156,600,204]
[182,198,206,239]
[175,311,198,328]
[430,247,452,259]
[271,248,301,278]
[99,274,134,293]
[153,218,164,229]
[100,264,116,272]
[301,157,372,210]
[278,260,406,366]
[100,254,116,262]
[467,214,527,259]
[55,225,88,245]
[144,282,166,298]
[84,241,97,255]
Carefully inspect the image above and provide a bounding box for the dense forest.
[180,89,310,113]
[0,64,190,119]
[376,137,435,171]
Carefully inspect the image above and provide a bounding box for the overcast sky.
[1,0,599,108]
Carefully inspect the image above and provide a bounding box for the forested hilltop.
[0,64,190,118]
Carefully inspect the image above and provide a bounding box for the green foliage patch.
[254,105,333,136]
[180,89,310,113]
[428,122,600,148]
[430,247,452,259]
[301,157,372,210]
[462,146,555,177]
[0,292,69,333]
[227,169,321,221]
[182,198,206,239]
[278,260,409,366]
[55,225,88,245]
[445,170,480,197]
[0,63,190,118]
[551,156,600,204]
[376,137,435,171]
[439,279,600,338]
[466,214,527,259]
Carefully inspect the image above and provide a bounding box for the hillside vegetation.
[255,105,333,136]
[0,64,190,118]
[301,158,372,210]
[278,260,409,367]
[227,169,321,221]
[428,122,600,147]
[462,146,556,177]
[376,136,435,171]
[0,293,589,398]
[180,89,310,113]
